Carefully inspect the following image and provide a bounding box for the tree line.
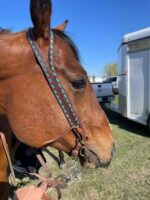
[104,63,118,76]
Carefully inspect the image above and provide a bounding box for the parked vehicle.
[103,76,118,94]
[117,27,150,131]
[92,82,114,104]
[89,76,105,83]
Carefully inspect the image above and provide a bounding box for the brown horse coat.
[0,1,114,199]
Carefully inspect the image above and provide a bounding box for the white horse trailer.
[118,27,150,130]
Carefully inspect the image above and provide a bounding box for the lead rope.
[32,149,52,178]
[0,132,17,188]
[0,131,65,200]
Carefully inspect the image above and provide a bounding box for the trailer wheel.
[147,115,150,134]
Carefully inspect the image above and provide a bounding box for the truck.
[103,76,118,94]
[117,27,150,130]
[92,82,114,104]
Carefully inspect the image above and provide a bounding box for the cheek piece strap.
[26,28,88,158]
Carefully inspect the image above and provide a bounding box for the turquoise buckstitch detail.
[51,85,55,89]
[73,113,76,117]
[68,118,72,122]
[66,99,69,103]
[54,90,57,94]
[70,122,74,126]
[56,78,59,83]
[64,109,67,114]
[58,100,63,105]
[59,99,63,105]
[61,89,65,94]
[64,94,67,98]
[71,108,74,112]
[41,63,45,67]
[68,104,72,108]
[38,56,41,60]
[48,78,52,83]
[61,105,65,109]
[59,84,63,88]
[66,114,69,118]
[56,94,60,99]
[28,29,79,128]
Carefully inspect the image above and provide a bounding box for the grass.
[113,95,118,105]
[9,107,150,200]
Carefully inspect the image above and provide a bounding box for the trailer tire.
[147,115,150,134]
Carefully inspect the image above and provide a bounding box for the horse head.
[0,0,114,169]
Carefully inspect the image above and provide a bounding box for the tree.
[104,63,118,76]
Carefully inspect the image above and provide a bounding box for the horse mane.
[52,29,80,61]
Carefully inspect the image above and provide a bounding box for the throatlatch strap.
[26,28,80,128]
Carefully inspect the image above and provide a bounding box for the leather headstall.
[26,28,87,159]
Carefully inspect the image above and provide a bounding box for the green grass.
[113,95,118,105]
[9,107,150,200]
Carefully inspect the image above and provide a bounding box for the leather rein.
[26,28,87,159]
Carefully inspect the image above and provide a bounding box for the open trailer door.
[128,49,149,124]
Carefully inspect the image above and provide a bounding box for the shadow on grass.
[102,105,150,138]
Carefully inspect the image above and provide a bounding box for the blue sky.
[1,0,150,76]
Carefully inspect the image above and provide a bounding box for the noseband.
[26,28,87,159]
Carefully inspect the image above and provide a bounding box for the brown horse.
[0,0,114,199]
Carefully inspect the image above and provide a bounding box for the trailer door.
[128,50,149,118]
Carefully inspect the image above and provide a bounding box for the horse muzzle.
[79,144,115,169]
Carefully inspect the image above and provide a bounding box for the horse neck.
[0,81,7,114]
[0,83,13,147]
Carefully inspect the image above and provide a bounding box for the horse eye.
[71,78,87,89]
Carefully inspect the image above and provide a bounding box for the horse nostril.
[111,144,116,157]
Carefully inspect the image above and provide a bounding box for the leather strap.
[26,28,86,157]
[26,28,80,128]
[0,132,17,188]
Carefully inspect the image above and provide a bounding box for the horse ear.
[54,20,69,32]
[30,0,52,40]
